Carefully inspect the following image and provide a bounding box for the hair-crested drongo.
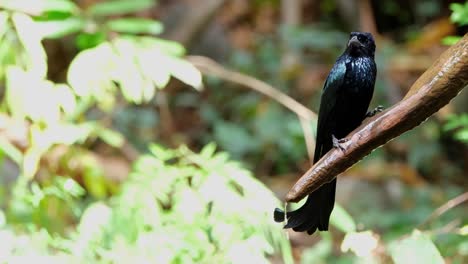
[274,32,377,235]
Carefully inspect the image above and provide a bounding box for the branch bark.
[286,34,468,203]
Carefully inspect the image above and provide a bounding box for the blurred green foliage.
[442,1,468,45]
[0,0,466,263]
[443,114,468,143]
[0,144,293,263]
[0,0,293,262]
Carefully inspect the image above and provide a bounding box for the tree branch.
[419,191,468,228]
[187,56,317,122]
[187,56,318,161]
[286,34,468,203]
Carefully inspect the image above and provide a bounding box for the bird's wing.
[313,59,347,162]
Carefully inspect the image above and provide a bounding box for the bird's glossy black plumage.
[274,32,377,235]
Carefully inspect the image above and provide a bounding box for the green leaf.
[329,204,356,233]
[140,37,186,56]
[60,178,86,197]
[75,32,107,50]
[450,2,468,26]
[22,147,43,180]
[389,230,444,264]
[12,12,47,79]
[167,57,203,90]
[454,129,468,142]
[35,17,85,39]
[78,202,112,238]
[0,210,5,228]
[97,127,125,147]
[0,138,23,164]
[341,231,379,257]
[200,143,217,159]
[112,38,152,103]
[88,0,155,17]
[0,0,79,14]
[441,36,461,46]
[106,18,164,35]
[54,84,77,117]
[136,47,171,89]
[6,67,58,123]
[42,123,94,145]
[67,42,118,98]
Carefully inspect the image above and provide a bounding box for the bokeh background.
[0,0,467,263]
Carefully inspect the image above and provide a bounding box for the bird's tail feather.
[274,179,336,235]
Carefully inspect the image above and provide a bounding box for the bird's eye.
[357,35,366,42]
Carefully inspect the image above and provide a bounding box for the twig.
[420,192,468,227]
[187,55,317,157]
[429,219,461,235]
[285,34,468,203]
[187,56,317,121]
[299,117,315,163]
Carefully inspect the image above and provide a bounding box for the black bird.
[274,32,378,235]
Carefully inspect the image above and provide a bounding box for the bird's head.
[346,32,375,58]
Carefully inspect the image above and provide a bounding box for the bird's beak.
[348,36,360,48]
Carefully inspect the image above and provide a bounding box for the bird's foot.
[332,134,348,152]
[366,105,384,117]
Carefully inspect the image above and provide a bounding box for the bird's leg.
[366,105,384,117]
[332,134,348,151]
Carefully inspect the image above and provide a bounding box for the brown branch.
[420,191,468,227]
[286,34,468,203]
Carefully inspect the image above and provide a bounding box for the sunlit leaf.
[136,44,171,89]
[6,67,61,123]
[67,42,118,98]
[112,38,149,103]
[35,17,85,39]
[140,37,186,56]
[148,143,175,161]
[173,189,204,223]
[88,0,155,16]
[5,66,28,120]
[441,36,461,46]
[83,166,107,199]
[460,225,468,236]
[22,147,43,180]
[106,18,164,35]
[0,138,23,164]
[97,127,124,148]
[167,57,203,90]
[341,231,379,257]
[330,204,357,233]
[11,13,47,79]
[54,84,77,117]
[0,0,79,15]
[0,11,9,38]
[77,202,112,240]
[389,230,444,264]
[0,210,5,227]
[62,178,86,197]
[450,2,468,26]
[200,143,217,159]
[42,123,94,145]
